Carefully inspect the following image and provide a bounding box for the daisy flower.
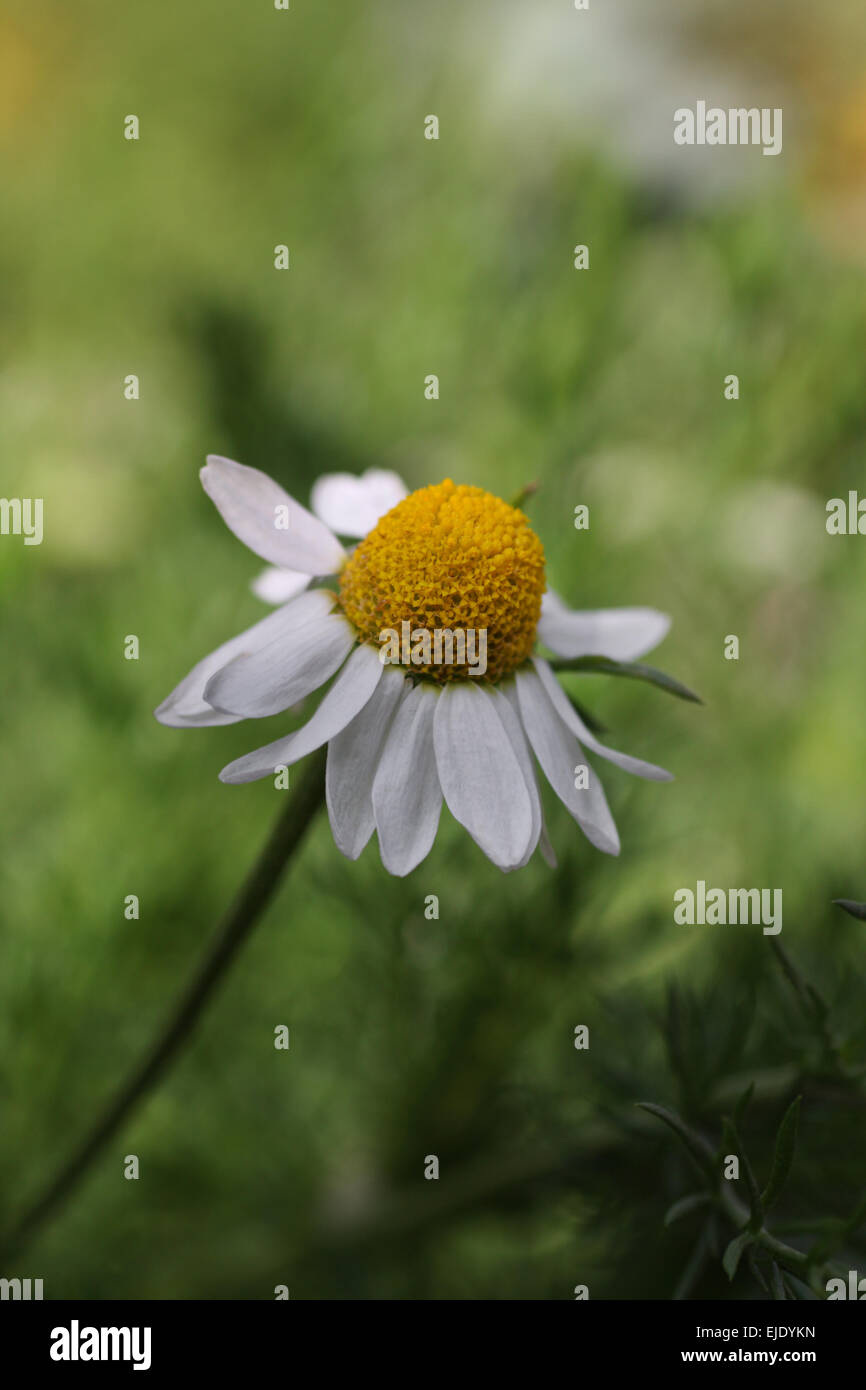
[156,457,674,875]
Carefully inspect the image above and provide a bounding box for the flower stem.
[0,748,327,1262]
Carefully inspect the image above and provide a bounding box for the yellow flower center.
[338,480,546,682]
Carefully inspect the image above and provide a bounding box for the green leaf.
[637,1102,717,1181]
[832,898,866,921]
[664,1193,711,1227]
[722,1116,763,1232]
[760,1096,801,1213]
[723,1231,752,1281]
[549,656,702,704]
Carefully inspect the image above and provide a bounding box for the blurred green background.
[2,0,866,1299]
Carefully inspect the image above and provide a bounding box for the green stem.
[718,1181,842,1295]
[0,749,327,1263]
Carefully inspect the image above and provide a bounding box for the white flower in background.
[156,457,673,876]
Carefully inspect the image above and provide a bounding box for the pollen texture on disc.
[338,480,546,681]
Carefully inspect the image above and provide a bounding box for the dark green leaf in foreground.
[723,1231,752,1281]
[760,1097,801,1213]
[637,1102,717,1181]
[832,898,866,921]
[551,656,702,704]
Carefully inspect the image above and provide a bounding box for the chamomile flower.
[156,457,673,875]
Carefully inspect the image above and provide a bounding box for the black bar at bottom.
[0,1297,860,1374]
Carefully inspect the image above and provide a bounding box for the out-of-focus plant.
[639,941,866,1299]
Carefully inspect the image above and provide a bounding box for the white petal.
[516,666,620,856]
[488,684,542,869]
[154,600,325,728]
[202,455,346,574]
[326,667,406,859]
[537,590,671,661]
[372,683,442,876]
[502,682,558,869]
[251,566,311,605]
[203,590,354,718]
[433,682,534,870]
[219,643,384,784]
[532,658,673,782]
[311,468,409,538]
